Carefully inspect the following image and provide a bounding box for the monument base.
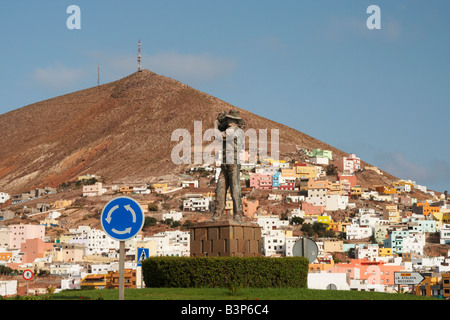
[189,219,262,257]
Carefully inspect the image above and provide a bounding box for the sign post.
[22,269,33,296]
[394,272,425,293]
[101,196,144,300]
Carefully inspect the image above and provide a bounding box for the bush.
[142,256,308,288]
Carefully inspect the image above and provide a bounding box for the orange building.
[413,202,440,216]
[0,252,12,262]
[309,257,335,273]
[105,269,137,289]
[375,186,397,195]
[242,198,259,219]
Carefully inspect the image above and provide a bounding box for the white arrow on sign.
[105,205,119,224]
[124,205,137,223]
[112,227,132,235]
[394,272,425,285]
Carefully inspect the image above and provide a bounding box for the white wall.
[307,273,350,291]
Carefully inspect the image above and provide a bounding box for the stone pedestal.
[189,220,262,257]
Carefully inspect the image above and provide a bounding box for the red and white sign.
[22,269,34,281]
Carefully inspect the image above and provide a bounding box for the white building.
[359,213,381,227]
[0,192,10,204]
[82,182,106,197]
[307,273,350,291]
[346,224,373,240]
[354,244,379,260]
[395,184,411,193]
[144,231,190,257]
[133,185,150,194]
[262,229,286,256]
[325,194,349,211]
[286,195,305,203]
[0,280,17,296]
[403,233,425,256]
[49,263,83,277]
[440,224,450,244]
[183,195,211,212]
[68,226,140,256]
[310,157,329,165]
[256,215,289,235]
[255,166,279,175]
[306,193,348,212]
[181,180,199,188]
[162,210,183,222]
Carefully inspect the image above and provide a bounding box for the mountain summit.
[0,70,395,194]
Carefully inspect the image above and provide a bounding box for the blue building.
[272,171,280,188]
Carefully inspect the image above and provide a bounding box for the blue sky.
[1,1,449,193]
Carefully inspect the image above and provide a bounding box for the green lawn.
[42,287,438,300]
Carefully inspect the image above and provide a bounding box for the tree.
[291,216,304,225]
[144,217,157,227]
[326,164,337,176]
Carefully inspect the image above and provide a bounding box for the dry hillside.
[0,69,396,194]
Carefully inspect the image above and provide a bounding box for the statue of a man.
[212,110,245,222]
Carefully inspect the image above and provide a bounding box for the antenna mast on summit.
[137,39,142,72]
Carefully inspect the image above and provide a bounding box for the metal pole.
[119,241,125,300]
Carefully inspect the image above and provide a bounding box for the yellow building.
[393,180,415,188]
[317,215,331,225]
[295,165,317,179]
[281,168,296,179]
[329,181,346,196]
[152,183,168,194]
[350,186,362,197]
[309,257,335,273]
[378,248,393,257]
[328,220,350,233]
[383,204,401,224]
[442,211,450,224]
[81,274,108,289]
[56,234,76,244]
[120,186,134,194]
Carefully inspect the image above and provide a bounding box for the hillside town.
[1,148,449,298]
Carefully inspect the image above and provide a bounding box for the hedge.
[142,256,309,288]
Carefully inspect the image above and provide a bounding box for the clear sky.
[1,1,449,193]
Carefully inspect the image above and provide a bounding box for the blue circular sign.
[101,196,145,241]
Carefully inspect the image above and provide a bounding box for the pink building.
[20,238,53,263]
[329,259,404,287]
[9,224,46,250]
[301,202,324,216]
[249,173,273,189]
[334,154,361,174]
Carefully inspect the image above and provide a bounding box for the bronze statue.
[212,110,245,222]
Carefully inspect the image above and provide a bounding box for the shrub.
[142,256,308,288]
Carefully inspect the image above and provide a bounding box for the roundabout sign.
[100,196,145,300]
[101,196,144,241]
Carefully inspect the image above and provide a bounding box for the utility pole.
[137,39,142,72]
[97,63,100,86]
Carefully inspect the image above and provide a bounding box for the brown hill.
[0,69,396,194]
